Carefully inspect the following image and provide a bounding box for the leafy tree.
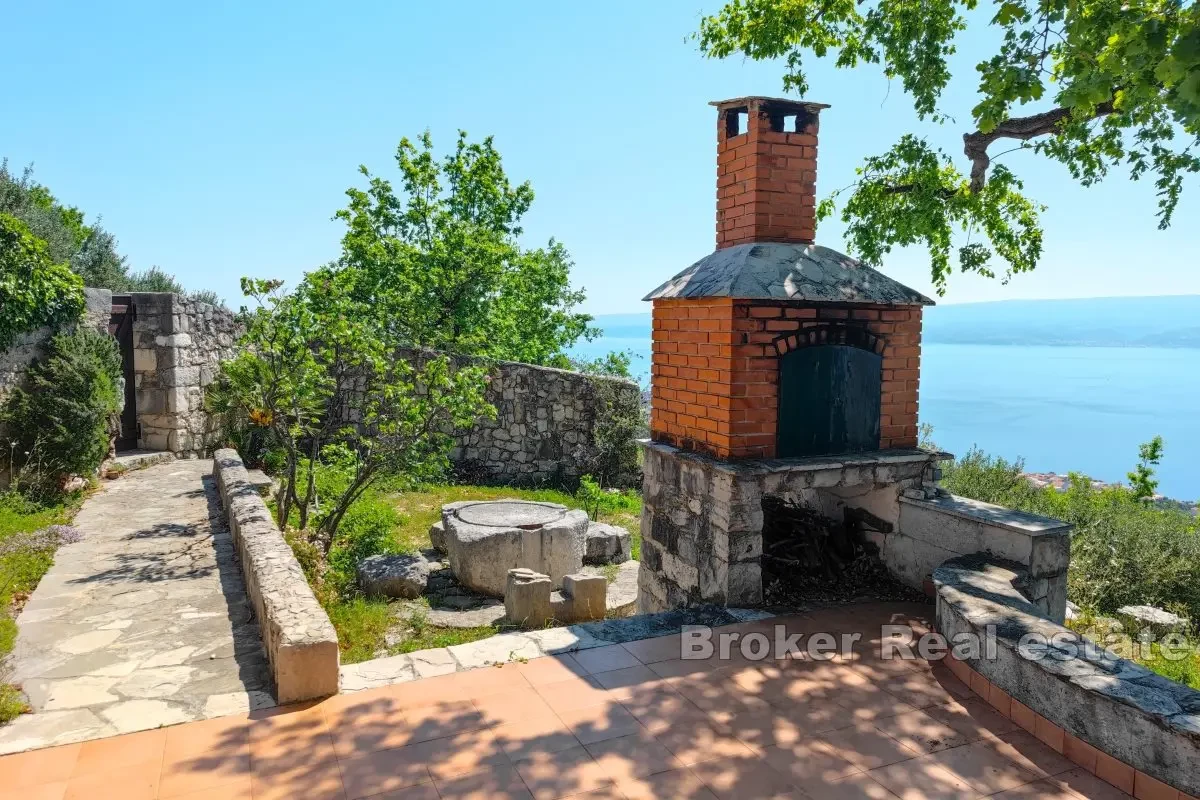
[696,0,1200,293]
[335,131,596,364]
[1128,434,1165,500]
[0,213,84,348]
[0,161,221,303]
[209,274,493,545]
[2,327,122,494]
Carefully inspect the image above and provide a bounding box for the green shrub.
[326,495,400,594]
[2,327,121,495]
[943,447,1200,623]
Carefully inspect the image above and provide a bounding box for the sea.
[569,333,1200,501]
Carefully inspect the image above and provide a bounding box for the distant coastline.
[1024,472,1198,515]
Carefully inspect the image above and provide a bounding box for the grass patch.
[386,483,642,557]
[1066,610,1200,690]
[325,596,393,664]
[0,684,29,724]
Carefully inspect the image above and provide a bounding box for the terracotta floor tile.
[714,706,806,749]
[1047,767,1136,799]
[796,771,901,800]
[987,730,1076,778]
[248,703,335,761]
[71,727,166,777]
[159,746,251,798]
[990,778,1085,798]
[866,756,979,800]
[536,675,615,714]
[573,645,643,675]
[164,714,251,763]
[251,752,347,800]
[689,752,796,799]
[815,722,921,770]
[872,709,975,754]
[565,786,627,799]
[62,757,161,800]
[514,744,613,800]
[776,697,856,734]
[0,742,81,789]
[926,739,1042,795]
[649,658,720,681]
[517,655,590,686]
[384,672,470,708]
[759,741,861,784]
[583,731,682,782]
[653,721,757,766]
[556,702,646,745]
[160,777,254,799]
[368,782,442,800]
[474,687,557,725]
[409,727,510,780]
[591,665,666,697]
[620,634,683,665]
[922,698,1020,742]
[435,763,533,799]
[616,767,719,800]
[880,668,972,710]
[0,782,68,800]
[403,699,491,743]
[455,664,533,699]
[621,689,711,735]
[336,745,433,799]
[834,684,921,723]
[491,713,582,760]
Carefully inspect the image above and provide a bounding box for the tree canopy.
[333,131,596,365]
[697,0,1200,293]
[0,161,221,304]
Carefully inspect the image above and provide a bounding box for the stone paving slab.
[0,460,273,754]
[339,604,774,692]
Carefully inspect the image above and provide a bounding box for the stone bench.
[212,449,339,703]
[935,555,1200,797]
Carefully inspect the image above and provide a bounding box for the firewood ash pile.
[760,496,927,607]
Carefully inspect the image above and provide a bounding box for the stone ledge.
[934,555,1200,796]
[212,449,339,703]
[638,438,950,478]
[901,493,1072,536]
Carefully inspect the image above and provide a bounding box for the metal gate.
[777,344,881,457]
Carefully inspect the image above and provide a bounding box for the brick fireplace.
[638,97,948,612]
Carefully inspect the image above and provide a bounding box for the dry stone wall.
[448,357,641,487]
[0,287,111,403]
[130,292,238,456]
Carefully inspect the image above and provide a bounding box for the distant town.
[1025,472,1198,514]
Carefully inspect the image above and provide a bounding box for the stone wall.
[893,494,1071,622]
[936,555,1200,797]
[212,448,339,703]
[130,293,237,456]
[638,439,942,612]
[448,358,641,487]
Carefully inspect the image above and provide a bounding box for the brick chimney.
[714,97,828,249]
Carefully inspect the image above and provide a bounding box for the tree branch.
[963,100,1116,191]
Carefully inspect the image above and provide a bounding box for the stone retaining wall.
[935,555,1200,796]
[212,448,339,703]
[0,287,111,403]
[447,356,641,487]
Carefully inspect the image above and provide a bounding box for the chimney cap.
[643,243,934,306]
[710,96,831,113]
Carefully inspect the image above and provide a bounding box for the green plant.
[326,495,400,594]
[695,0,1200,294]
[0,684,29,724]
[576,475,605,521]
[2,327,122,493]
[584,376,645,489]
[0,213,84,348]
[1128,435,1165,501]
[336,131,597,365]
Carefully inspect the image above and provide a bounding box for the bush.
[0,212,84,348]
[2,327,122,495]
[325,495,400,594]
[943,447,1200,623]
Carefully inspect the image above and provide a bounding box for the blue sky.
[4,1,1196,314]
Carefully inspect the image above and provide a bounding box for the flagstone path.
[0,460,273,755]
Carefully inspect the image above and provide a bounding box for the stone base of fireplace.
[637,439,950,613]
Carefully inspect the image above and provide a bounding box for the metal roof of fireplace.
[643,242,934,305]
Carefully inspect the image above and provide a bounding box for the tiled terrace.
[0,603,1152,800]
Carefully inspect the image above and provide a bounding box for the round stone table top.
[453,500,566,529]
